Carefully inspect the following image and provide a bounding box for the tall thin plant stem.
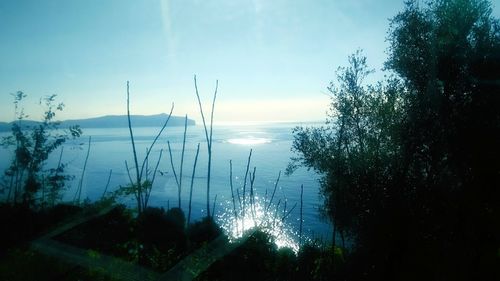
[212,194,218,218]
[187,143,200,225]
[144,149,163,208]
[127,81,174,214]
[249,166,256,223]
[167,141,180,207]
[101,169,113,200]
[266,171,281,212]
[178,115,188,208]
[194,75,218,218]
[127,81,143,213]
[138,104,174,180]
[242,149,252,220]
[74,136,91,204]
[229,160,238,233]
[281,202,297,222]
[125,161,134,186]
[299,184,304,246]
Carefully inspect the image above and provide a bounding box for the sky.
[1,0,498,124]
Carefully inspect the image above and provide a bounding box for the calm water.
[0,123,332,241]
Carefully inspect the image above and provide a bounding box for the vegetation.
[1,0,499,280]
[194,75,218,218]
[53,205,224,272]
[290,0,500,279]
[1,92,81,208]
[121,81,174,215]
[196,230,342,281]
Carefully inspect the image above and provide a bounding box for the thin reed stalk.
[101,169,113,200]
[178,115,188,208]
[249,166,256,223]
[194,75,218,218]
[212,194,218,218]
[242,149,252,220]
[281,202,297,222]
[124,161,134,186]
[266,171,281,212]
[144,149,163,207]
[229,160,238,233]
[299,184,304,245]
[187,143,200,225]
[167,141,180,206]
[74,136,91,203]
[126,81,142,213]
[126,81,174,214]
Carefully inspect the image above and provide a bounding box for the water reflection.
[217,196,300,253]
[227,137,271,145]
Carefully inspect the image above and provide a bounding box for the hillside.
[0,114,195,132]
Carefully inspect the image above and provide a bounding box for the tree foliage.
[290,0,500,279]
[1,93,81,207]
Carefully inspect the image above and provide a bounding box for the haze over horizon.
[2,0,499,124]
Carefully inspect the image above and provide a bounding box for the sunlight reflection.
[227,138,271,145]
[217,196,300,253]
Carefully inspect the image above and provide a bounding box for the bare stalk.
[249,166,256,223]
[187,143,200,225]
[178,115,188,208]
[242,149,252,220]
[167,141,180,207]
[299,184,304,245]
[263,188,268,210]
[56,146,64,168]
[101,169,113,200]
[144,149,163,208]
[74,136,91,204]
[229,160,238,232]
[236,188,242,214]
[124,161,134,186]
[194,75,218,218]
[126,81,174,214]
[138,103,174,180]
[127,81,143,213]
[266,171,281,212]
[273,199,282,228]
[212,194,218,218]
[145,148,149,181]
[281,202,297,222]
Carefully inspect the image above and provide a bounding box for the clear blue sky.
[1,0,498,123]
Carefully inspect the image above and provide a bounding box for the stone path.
[30,205,252,281]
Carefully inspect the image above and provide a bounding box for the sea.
[0,122,332,243]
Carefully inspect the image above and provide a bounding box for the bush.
[187,216,222,248]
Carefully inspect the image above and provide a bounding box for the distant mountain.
[0,114,195,132]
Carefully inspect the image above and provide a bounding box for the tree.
[289,50,406,253]
[1,93,82,207]
[291,0,500,279]
[385,0,500,279]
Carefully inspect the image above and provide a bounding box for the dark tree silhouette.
[290,0,500,279]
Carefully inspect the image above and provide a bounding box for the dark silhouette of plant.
[194,75,218,218]
[73,136,91,204]
[290,0,500,279]
[123,81,173,214]
[167,115,188,209]
[1,92,81,207]
[187,143,201,225]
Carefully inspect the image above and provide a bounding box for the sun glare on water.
[227,138,271,145]
[217,196,300,253]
